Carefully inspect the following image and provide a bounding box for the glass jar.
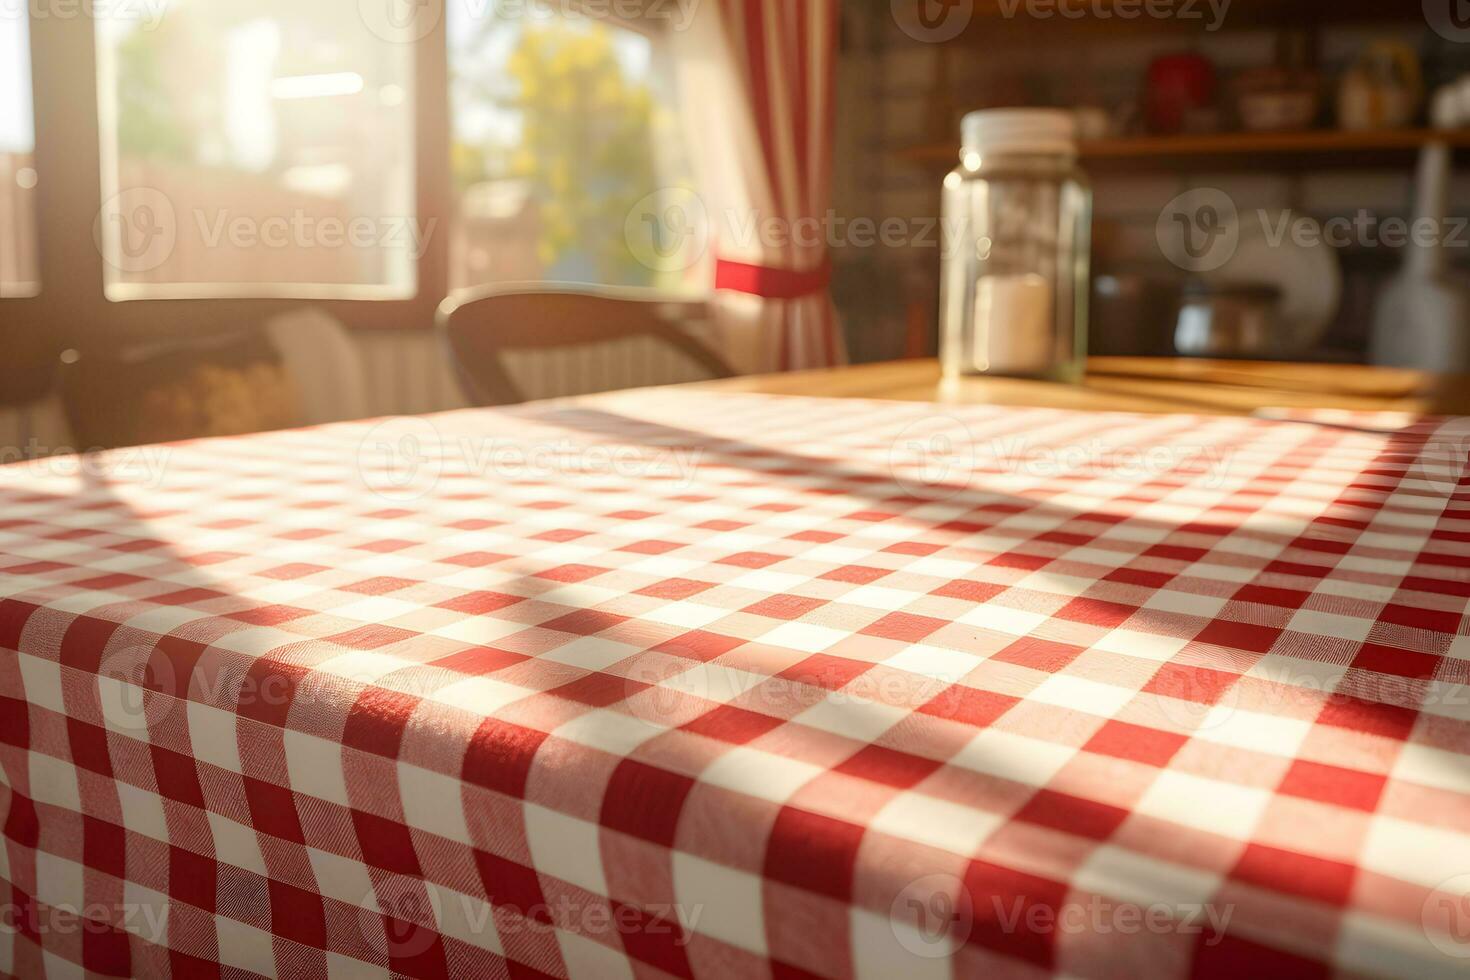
[940,109,1092,381]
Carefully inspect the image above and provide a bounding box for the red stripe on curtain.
[714,258,831,300]
[741,0,781,220]
[816,0,838,368]
[793,3,811,220]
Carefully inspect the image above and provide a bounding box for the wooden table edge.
[680,358,1470,418]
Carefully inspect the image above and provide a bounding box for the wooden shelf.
[1083,129,1470,159]
[899,129,1470,171]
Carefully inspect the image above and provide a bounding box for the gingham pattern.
[2,390,1468,980]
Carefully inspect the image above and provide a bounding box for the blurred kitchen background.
[833,1,1470,365]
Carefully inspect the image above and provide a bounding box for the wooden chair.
[58,329,300,450]
[437,283,735,407]
[0,316,62,454]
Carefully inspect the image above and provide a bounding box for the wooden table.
[694,357,1470,417]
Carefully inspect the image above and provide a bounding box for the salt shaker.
[940,109,1092,381]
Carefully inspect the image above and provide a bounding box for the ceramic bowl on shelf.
[1239,88,1320,132]
[1234,67,1320,132]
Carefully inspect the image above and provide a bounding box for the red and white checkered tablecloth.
[2,390,1469,980]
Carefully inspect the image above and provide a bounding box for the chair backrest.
[437,283,734,407]
[264,308,372,424]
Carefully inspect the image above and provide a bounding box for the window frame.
[9,7,453,349]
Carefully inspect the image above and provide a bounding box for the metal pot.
[1175,280,1283,358]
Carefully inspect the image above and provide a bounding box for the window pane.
[95,2,416,299]
[448,6,700,292]
[0,14,39,297]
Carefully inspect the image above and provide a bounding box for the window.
[94,1,417,299]
[447,5,698,292]
[0,14,38,297]
[2,0,697,334]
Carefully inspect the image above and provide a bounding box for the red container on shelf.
[1146,54,1217,134]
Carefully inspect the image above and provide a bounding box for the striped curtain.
[673,0,846,373]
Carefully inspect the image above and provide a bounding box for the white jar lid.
[961,108,1078,156]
